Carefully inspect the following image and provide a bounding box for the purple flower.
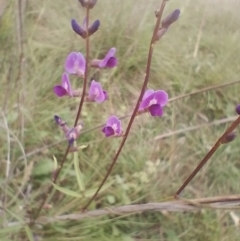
[102,116,122,137]
[90,48,118,69]
[65,52,86,77]
[53,73,73,97]
[71,18,100,38]
[88,80,107,103]
[139,89,168,117]
[54,115,83,145]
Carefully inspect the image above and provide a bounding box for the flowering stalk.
[174,115,240,198]
[83,0,169,210]
[33,5,91,221]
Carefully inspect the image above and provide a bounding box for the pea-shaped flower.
[139,89,168,117]
[65,52,86,77]
[87,80,107,103]
[102,116,122,137]
[53,73,80,97]
[90,48,117,69]
[54,115,83,145]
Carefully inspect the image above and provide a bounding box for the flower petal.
[149,104,163,116]
[88,80,105,103]
[53,85,68,97]
[105,57,118,68]
[139,91,155,110]
[154,90,168,106]
[98,48,116,68]
[143,89,154,100]
[106,115,120,127]
[61,73,73,96]
[102,126,115,137]
[64,52,86,76]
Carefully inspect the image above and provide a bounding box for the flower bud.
[221,132,237,144]
[236,104,240,115]
[162,9,181,28]
[78,0,98,9]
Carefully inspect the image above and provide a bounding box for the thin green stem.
[83,0,168,210]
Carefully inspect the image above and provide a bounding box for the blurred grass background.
[1,0,240,240]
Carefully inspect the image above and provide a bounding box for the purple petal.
[102,126,115,137]
[64,52,86,76]
[154,90,168,106]
[88,80,105,103]
[61,73,73,96]
[53,85,68,97]
[106,115,120,127]
[105,57,118,68]
[143,89,155,100]
[98,48,116,68]
[103,90,108,100]
[149,104,163,117]
[139,91,155,110]
[71,19,87,38]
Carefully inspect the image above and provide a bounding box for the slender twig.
[34,194,240,224]
[83,0,168,210]
[154,116,238,140]
[33,6,91,220]
[174,116,240,197]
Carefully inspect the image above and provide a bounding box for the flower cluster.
[53,1,177,146]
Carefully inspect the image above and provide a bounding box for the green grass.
[1,0,240,240]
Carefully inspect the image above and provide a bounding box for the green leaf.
[73,144,85,192]
[107,195,116,204]
[85,179,115,197]
[52,183,83,198]
[24,225,34,241]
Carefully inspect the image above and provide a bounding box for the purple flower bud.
[88,80,107,103]
[65,52,86,77]
[236,104,240,115]
[90,48,118,69]
[71,19,87,38]
[71,19,100,38]
[162,9,180,28]
[102,116,122,137]
[54,115,70,135]
[88,19,100,36]
[138,89,168,117]
[55,115,83,145]
[78,0,98,9]
[221,132,237,144]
